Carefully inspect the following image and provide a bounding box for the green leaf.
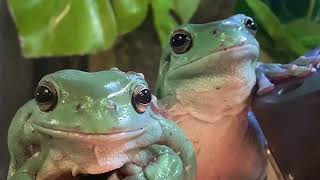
[315,1,320,22]
[285,18,320,37]
[307,0,316,20]
[236,0,320,63]
[150,0,178,48]
[173,0,200,23]
[151,0,200,48]
[8,0,118,58]
[8,0,200,57]
[112,0,149,35]
[285,18,320,48]
[245,0,285,39]
[245,0,307,56]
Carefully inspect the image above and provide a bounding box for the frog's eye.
[244,18,257,35]
[170,29,192,54]
[132,86,152,113]
[34,82,58,112]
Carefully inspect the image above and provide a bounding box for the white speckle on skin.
[107,82,133,99]
[185,165,191,172]
[72,166,79,177]
[288,173,294,180]
[110,67,120,71]
[137,73,145,79]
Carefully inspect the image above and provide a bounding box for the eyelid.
[38,81,57,95]
[39,79,65,100]
[132,84,148,96]
[108,81,133,98]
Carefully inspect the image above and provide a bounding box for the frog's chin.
[32,124,147,142]
[167,43,259,79]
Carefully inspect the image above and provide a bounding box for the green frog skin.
[155,14,267,180]
[7,69,196,180]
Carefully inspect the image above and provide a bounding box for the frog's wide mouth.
[168,43,259,78]
[32,124,147,141]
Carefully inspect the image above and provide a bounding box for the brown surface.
[253,73,320,180]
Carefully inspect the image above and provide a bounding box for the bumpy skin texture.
[156,14,267,180]
[7,70,196,180]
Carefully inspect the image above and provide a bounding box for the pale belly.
[175,115,267,180]
[33,122,164,180]
[36,140,133,180]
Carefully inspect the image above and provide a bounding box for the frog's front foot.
[291,54,320,68]
[256,48,320,95]
[141,144,183,180]
[8,152,43,180]
[8,172,34,180]
[117,144,184,180]
[109,163,146,180]
[256,62,315,95]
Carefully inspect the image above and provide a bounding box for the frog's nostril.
[212,29,219,36]
[75,103,82,112]
[106,100,117,112]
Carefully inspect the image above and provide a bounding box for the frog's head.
[29,69,154,139]
[156,14,259,98]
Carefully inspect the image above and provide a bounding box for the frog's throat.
[32,124,146,142]
[167,43,259,78]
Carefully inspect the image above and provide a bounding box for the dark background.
[0,0,236,178]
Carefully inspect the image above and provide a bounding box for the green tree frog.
[155,14,268,180]
[155,13,320,180]
[7,69,196,180]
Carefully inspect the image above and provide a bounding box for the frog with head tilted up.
[156,14,267,180]
[7,69,196,180]
[155,13,319,180]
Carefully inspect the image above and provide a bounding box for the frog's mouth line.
[213,42,246,52]
[168,43,259,78]
[32,124,147,141]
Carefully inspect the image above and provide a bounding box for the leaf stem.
[315,1,320,22]
[307,0,316,20]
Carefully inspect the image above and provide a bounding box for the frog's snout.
[73,99,118,114]
[212,22,242,40]
[220,21,241,31]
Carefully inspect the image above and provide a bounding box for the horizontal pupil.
[246,19,256,30]
[136,90,151,104]
[171,34,188,47]
[35,86,53,103]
